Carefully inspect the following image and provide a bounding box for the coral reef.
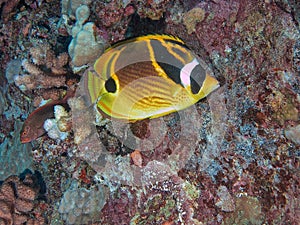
[2,62,30,142]
[0,0,299,224]
[5,59,23,84]
[61,0,92,18]
[100,186,138,225]
[0,0,21,22]
[10,41,74,143]
[284,124,300,144]
[68,93,99,145]
[183,7,206,34]
[68,4,105,70]
[0,171,46,224]
[14,43,68,91]
[136,0,171,20]
[58,181,108,224]
[215,185,235,212]
[223,195,263,225]
[94,0,128,27]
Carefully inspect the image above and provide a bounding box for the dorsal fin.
[105,34,186,52]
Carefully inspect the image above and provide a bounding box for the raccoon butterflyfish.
[86,34,219,121]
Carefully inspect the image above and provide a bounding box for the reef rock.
[68,5,105,71]
[58,181,108,224]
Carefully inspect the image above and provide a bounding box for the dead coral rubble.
[14,43,68,91]
[0,171,46,224]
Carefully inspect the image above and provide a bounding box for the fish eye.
[190,64,206,94]
[105,77,117,93]
[21,126,29,135]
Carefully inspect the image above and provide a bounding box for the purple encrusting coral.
[0,0,299,224]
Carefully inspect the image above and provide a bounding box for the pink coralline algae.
[166,0,241,55]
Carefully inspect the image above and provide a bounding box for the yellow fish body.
[87,34,219,121]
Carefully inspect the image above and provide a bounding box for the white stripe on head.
[180,58,199,87]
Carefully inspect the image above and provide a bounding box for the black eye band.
[190,64,206,94]
[157,62,183,87]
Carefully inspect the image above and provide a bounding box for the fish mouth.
[20,137,31,144]
[202,74,220,96]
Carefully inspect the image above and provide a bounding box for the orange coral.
[130,150,143,168]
